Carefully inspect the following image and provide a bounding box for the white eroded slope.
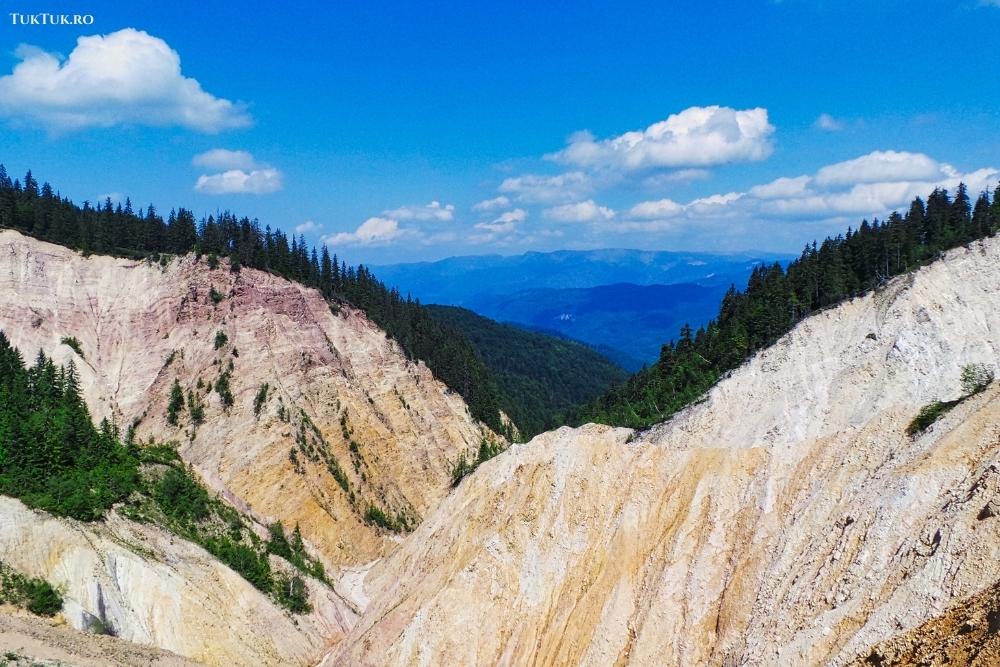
[329,238,1000,666]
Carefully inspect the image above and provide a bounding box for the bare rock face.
[0,497,353,665]
[0,230,495,570]
[328,239,1000,666]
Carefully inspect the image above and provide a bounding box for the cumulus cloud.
[814,150,952,187]
[544,200,616,223]
[628,198,684,219]
[193,149,282,195]
[195,167,282,195]
[749,175,812,199]
[294,220,321,234]
[382,201,455,222]
[499,172,591,203]
[548,106,774,172]
[0,29,251,133]
[814,113,844,132]
[323,217,408,246]
[192,148,257,171]
[471,195,511,212]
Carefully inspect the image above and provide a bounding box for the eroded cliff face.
[0,230,499,665]
[0,229,495,570]
[329,238,1000,666]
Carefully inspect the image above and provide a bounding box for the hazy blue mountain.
[374,249,789,366]
[372,248,786,305]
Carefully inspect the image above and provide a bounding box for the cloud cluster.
[192,149,282,195]
[383,201,455,221]
[549,106,774,172]
[0,29,250,133]
[621,150,998,233]
[499,172,592,203]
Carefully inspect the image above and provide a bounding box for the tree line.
[0,166,507,435]
[574,182,1000,428]
[0,332,136,519]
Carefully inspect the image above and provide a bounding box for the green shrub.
[0,563,62,616]
[327,457,350,493]
[188,390,205,425]
[166,379,185,426]
[451,437,504,486]
[273,574,311,613]
[153,468,210,524]
[961,363,995,395]
[364,505,409,532]
[203,536,272,592]
[60,336,83,357]
[139,442,181,466]
[207,254,219,270]
[215,371,234,408]
[364,505,394,529]
[254,383,269,417]
[906,400,959,436]
[213,330,228,350]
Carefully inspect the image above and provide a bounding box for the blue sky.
[1,0,999,264]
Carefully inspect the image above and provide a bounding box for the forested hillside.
[425,305,627,437]
[0,166,507,435]
[575,183,1000,428]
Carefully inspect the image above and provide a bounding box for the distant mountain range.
[374,249,790,368]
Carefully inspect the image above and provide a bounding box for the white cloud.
[814,113,844,132]
[620,150,998,239]
[0,29,250,132]
[544,200,616,223]
[749,175,811,199]
[499,171,591,203]
[475,208,527,234]
[192,149,282,195]
[642,169,712,190]
[471,195,510,212]
[814,150,951,187]
[383,201,455,222]
[194,168,283,195]
[295,220,321,234]
[548,106,774,171]
[193,148,257,171]
[323,217,407,246]
[628,198,684,219]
